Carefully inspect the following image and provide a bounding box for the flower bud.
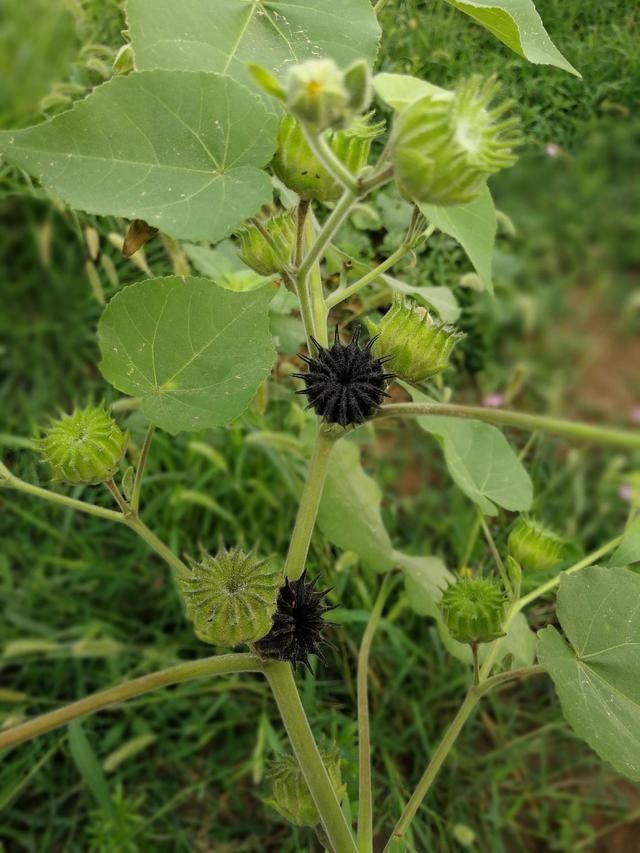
[236,208,295,276]
[265,748,345,828]
[39,405,128,485]
[365,296,464,383]
[508,517,574,572]
[176,547,280,647]
[286,59,351,133]
[392,75,522,206]
[440,576,505,645]
[272,113,383,202]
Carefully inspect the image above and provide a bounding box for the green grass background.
[1,1,639,850]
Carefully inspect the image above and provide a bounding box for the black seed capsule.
[293,327,394,427]
[255,571,335,671]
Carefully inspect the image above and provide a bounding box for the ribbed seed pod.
[265,747,345,828]
[39,405,128,485]
[392,75,522,206]
[508,517,575,572]
[236,208,295,276]
[176,547,281,647]
[293,326,395,428]
[440,576,505,645]
[365,296,464,383]
[272,113,384,202]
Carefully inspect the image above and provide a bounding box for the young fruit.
[272,113,384,202]
[508,517,574,571]
[39,405,128,485]
[176,547,280,647]
[365,296,464,383]
[391,75,522,206]
[265,747,345,828]
[293,326,395,428]
[440,576,505,645]
[236,208,295,276]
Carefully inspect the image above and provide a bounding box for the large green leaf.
[373,73,449,111]
[0,71,277,242]
[318,439,394,573]
[408,387,533,515]
[444,0,579,77]
[98,276,277,434]
[127,0,381,85]
[538,566,640,780]
[420,186,497,294]
[608,516,640,568]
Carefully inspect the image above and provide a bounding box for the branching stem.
[132,423,156,513]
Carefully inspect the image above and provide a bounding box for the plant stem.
[132,423,156,513]
[303,212,328,346]
[302,126,360,195]
[0,654,261,751]
[377,402,640,450]
[478,534,623,681]
[282,426,336,581]
[299,190,357,284]
[264,661,358,853]
[357,574,395,852]
[105,478,130,514]
[127,516,190,575]
[382,666,544,851]
[479,514,511,596]
[326,243,411,310]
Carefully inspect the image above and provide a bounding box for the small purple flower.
[618,485,633,503]
[545,143,561,157]
[482,393,505,409]
[629,407,640,425]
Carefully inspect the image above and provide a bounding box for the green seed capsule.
[365,296,464,383]
[272,113,384,202]
[39,405,128,485]
[440,576,505,645]
[265,748,345,828]
[236,208,295,276]
[508,517,574,572]
[175,547,280,647]
[392,75,522,206]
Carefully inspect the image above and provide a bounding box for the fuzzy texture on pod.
[265,747,345,827]
[176,547,281,647]
[39,405,128,485]
[392,75,522,206]
[272,113,384,202]
[293,326,395,428]
[255,571,335,671]
[508,517,575,572]
[440,576,505,645]
[236,208,295,276]
[365,296,465,383]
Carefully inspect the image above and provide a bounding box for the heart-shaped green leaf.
[538,566,640,780]
[0,71,278,242]
[98,276,277,434]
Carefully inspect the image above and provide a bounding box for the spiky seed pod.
[392,75,522,206]
[236,208,295,276]
[176,547,281,647]
[440,576,505,645]
[365,296,465,383]
[255,571,335,670]
[272,112,384,202]
[508,517,575,572]
[293,327,395,428]
[265,747,345,828]
[39,405,128,485]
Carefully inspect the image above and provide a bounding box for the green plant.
[1,2,639,851]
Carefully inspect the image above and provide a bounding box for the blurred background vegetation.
[1,0,639,850]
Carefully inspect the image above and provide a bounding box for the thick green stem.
[0,654,261,751]
[383,667,544,851]
[283,426,336,581]
[377,402,640,450]
[126,516,189,575]
[299,190,357,285]
[264,661,358,853]
[303,212,328,346]
[302,126,360,195]
[357,575,395,852]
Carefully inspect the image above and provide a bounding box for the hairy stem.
[264,661,358,853]
[302,126,360,195]
[383,666,544,851]
[127,516,190,575]
[132,423,156,513]
[0,654,262,751]
[377,402,640,450]
[299,190,357,284]
[303,212,328,346]
[357,574,395,852]
[282,427,336,581]
[326,243,411,310]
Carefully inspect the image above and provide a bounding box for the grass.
[1,0,639,850]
